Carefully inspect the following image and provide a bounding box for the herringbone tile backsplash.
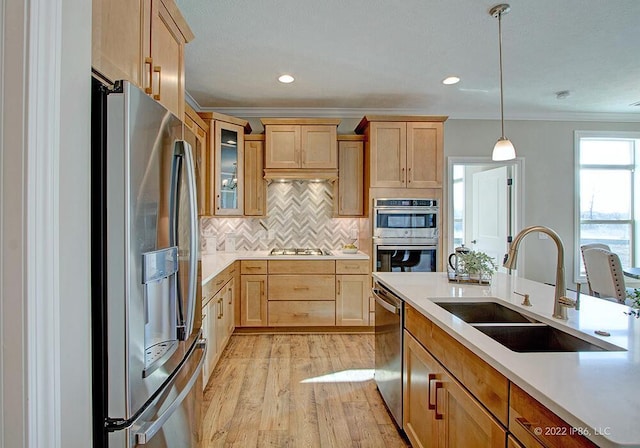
[200,181,361,252]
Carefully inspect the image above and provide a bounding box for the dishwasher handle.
[372,288,401,315]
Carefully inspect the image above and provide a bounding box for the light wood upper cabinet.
[355,116,447,189]
[262,119,340,170]
[93,0,193,119]
[335,137,365,216]
[244,135,266,217]
[92,0,143,86]
[199,112,251,216]
[184,104,210,216]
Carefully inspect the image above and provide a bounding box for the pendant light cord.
[498,10,505,139]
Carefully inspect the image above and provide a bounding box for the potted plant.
[458,250,498,284]
[625,289,640,318]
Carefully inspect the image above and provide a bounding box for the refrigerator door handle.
[134,341,206,444]
[169,140,199,340]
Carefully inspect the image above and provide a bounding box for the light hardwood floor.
[202,333,410,448]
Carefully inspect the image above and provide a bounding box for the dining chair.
[580,245,630,304]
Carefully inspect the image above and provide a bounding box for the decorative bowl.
[342,248,358,254]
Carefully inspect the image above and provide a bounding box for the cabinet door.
[370,122,406,187]
[336,274,369,326]
[240,275,267,326]
[265,125,300,168]
[214,292,226,355]
[301,125,337,168]
[184,114,210,216]
[201,306,210,388]
[92,0,143,85]
[148,0,186,119]
[244,139,266,216]
[214,121,244,215]
[437,367,506,447]
[225,278,235,335]
[337,141,364,216]
[407,122,443,188]
[205,299,218,384]
[404,332,440,448]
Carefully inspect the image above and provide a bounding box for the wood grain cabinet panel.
[240,260,268,275]
[265,125,301,169]
[336,139,365,216]
[509,383,597,448]
[244,136,266,216]
[404,331,506,448]
[268,301,335,326]
[92,0,143,86]
[268,275,335,301]
[355,116,446,189]
[336,259,369,274]
[184,104,210,216]
[336,274,369,326]
[268,260,335,274]
[300,125,338,168]
[240,274,267,327]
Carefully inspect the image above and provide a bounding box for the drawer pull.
[434,381,444,420]
[293,287,310,291]
[144,57,153,94]
[152,66,161,100]
[427,373,436,410]
[293,312,310,317]
[216,279,224,286]
[245,266,261,270]
[515,417,551,448]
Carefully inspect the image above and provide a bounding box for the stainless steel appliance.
[373,282,404,427]
[91,79,205,447]
[373,199,439,272]
[269,248,331,256]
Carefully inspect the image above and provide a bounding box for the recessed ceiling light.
[442,76,460,85]
[278,74,295,84]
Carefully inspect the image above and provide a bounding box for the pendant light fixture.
[490,4,516,161]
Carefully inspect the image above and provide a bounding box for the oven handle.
[374,208,438,213]
[375,245,437,250]
[372,289,401,315]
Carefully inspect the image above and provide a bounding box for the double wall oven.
[373,198,438,273]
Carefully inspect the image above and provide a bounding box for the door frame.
[446,156,526,271]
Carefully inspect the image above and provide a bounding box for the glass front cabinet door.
[214,121,244,215]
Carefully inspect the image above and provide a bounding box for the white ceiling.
[177,0,640,121]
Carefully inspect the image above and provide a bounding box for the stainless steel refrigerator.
[91,78,205,447]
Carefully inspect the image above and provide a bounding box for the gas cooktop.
[269,248,331,256]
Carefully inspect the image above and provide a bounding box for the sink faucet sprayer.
[503,225,576,320]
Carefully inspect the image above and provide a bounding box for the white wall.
[445,119,640,286]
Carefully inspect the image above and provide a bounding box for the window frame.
[574,130,640,283]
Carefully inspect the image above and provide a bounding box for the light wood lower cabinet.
[201,262,236,387]
[268,300,335,326]
[509,383,597,448]
[404,331,507,448]
[336,274,369,326]
[240,274,267,326]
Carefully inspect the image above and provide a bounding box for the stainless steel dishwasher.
[373,282,404,428]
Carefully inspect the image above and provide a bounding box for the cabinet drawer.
[336,259,369,274]
[268,300,335,326]
[268,275,335,300]
[241,260,267,274]
[268,260,335,274]
[203,262,237,303]
[405,304,509,426]
[509,384,597,448]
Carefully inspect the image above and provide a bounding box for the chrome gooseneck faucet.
[503,225,576,320]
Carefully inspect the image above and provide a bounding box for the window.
[452,165,465,246]
[575,132,640,280]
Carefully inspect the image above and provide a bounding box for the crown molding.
[185,92,640,123]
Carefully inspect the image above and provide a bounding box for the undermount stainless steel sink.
[473,324,624,353]
[435,301,625,353]
[434,301,539,324]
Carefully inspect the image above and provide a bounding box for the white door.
[472,166,509,271]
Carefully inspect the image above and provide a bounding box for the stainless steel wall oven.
[373,199,438,273]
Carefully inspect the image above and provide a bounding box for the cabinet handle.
[408,167,411,183]
[427,373,437,410]
[434,381,444,420]
[217,194,220,210]
[337,280,341,294]
[293,287,309,291]
[515,417,551,448]
[144,57,153,94]
[293,312,309,317]
[217,298,223,319]
[153,66,161,101]
[401,167,405,184]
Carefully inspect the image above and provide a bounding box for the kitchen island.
[373,271,640,448]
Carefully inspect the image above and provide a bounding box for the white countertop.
[201,250,369,285]
[373,271,640,447]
